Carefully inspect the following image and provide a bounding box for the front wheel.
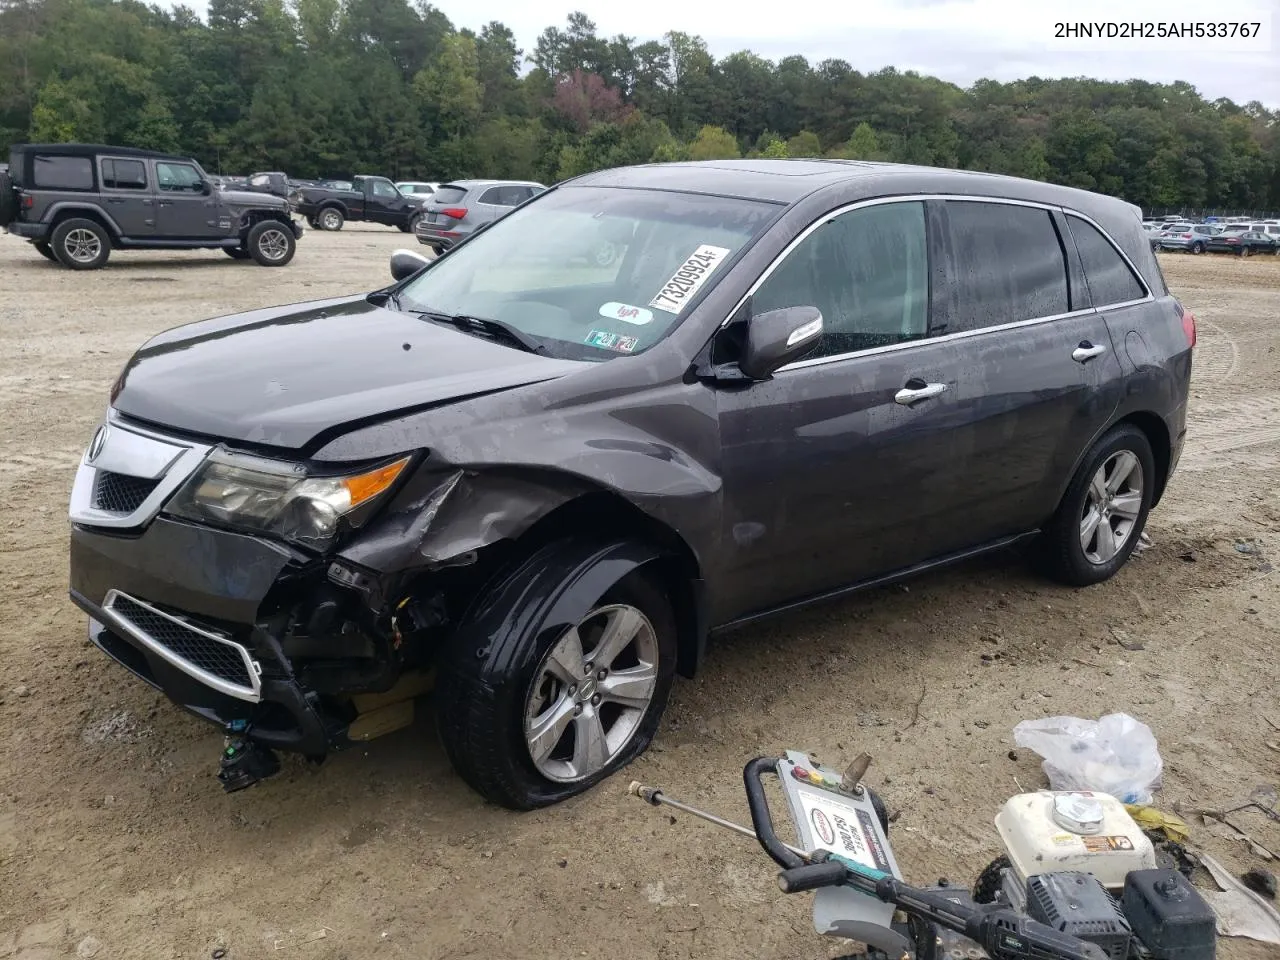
[246,220,296,266]
[436,542,677,810]
[1036,424,1155,587]
[50,218,111,270]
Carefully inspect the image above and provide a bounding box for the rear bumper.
[414,223,461,249]
[7,222,46,240]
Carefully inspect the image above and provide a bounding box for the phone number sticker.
[794,787,890,872]
[648,244,731,315]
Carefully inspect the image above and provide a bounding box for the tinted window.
[155,162,203,192]
[1068,216,1146,307]
[433,185,468,204]
[101,158,147,190]
[479,186,507,205]
[32,155,93,190]
[943,201,1068,331]
[753,201,929,359]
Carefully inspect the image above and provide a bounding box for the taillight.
[440,206,467,220]
[20,195,33,209]
[1182,233,1192,238]
[1182,309,1196,349]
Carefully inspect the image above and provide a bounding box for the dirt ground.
[1,227,1277,960]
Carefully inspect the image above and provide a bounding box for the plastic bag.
[1013,713,1163,804]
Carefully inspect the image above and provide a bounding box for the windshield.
[398,186,778,360]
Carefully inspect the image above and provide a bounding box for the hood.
[219,188,288,209]
[110,295,588,451]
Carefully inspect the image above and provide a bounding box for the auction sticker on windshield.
[585,329,639,353]
[794,787,890,872]
[648,245,732,315]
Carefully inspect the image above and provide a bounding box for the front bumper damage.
[66,415,452,790]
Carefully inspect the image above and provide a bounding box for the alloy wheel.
[524,603,659,783]
[322,210,340,229]
[1079,451,1144,565]
[64,228,101,264]
[257,228,290,261]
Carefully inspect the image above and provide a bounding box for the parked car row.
[1143,217,1280,256]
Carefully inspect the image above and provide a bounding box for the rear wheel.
[1191,241,1204,254]
[1241,245,1251,258]
[33,241,57,262]
[1037,424,1155,587]
[50,218,110,270]
[436,541,677,810]
[246,220,295,266]
[317,207,343,231]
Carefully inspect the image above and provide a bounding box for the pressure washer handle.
[743,756,806,869]
[776,860,848,893]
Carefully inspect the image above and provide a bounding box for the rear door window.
[32,155,94,190]
[478,186,507,206]
[941,201,1069,332]
[101,158,148,191]
[1066,216,1147,307]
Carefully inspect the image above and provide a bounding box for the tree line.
[1,0,1277,212]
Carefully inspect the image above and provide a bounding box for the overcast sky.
[182,0,1280,106]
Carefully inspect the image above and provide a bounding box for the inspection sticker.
[648,244,732,315]
[794,787,890,872]
[598,301,654,325]
[584,329,639,353]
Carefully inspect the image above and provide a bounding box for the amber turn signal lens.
[341,456,411,508]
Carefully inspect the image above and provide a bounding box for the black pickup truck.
[289,175,427,232]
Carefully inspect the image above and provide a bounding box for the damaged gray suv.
[69,159,1193,808]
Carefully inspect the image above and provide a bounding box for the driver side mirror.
[739,306,824,380]
[389,248,431,281]
[199,179,213,195]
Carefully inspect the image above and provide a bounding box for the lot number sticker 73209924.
[648,244,732,315]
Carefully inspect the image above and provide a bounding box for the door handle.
[894,381,948,405]
[106,197,124,204]
[1072,341,1108,363]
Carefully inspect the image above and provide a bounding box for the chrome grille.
[93,471,161,513]
[102,591,261,702]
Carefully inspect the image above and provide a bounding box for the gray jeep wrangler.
[1,143,303,270]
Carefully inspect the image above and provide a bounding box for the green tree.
[414,32,481,140]
[787,130,820,157]
[688,124,739,160]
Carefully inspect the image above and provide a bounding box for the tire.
[317,207,343,231]
[246,220,296,266]
[50,218,110,270]
[33,241,57,262]
[973,855,1011,904]
[1037,423,1155,587]
[1190,242,1204,254]
[436,541,678,810]
[1241,245,1251,258]
[224,246,252,260]
[408,213,422,234]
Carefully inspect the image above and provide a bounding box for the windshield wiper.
[413,310,547,355]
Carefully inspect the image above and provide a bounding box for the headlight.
[165,451,411,549]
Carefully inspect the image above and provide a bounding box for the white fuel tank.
[995,791,1156,891]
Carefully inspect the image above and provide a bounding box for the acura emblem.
[86,424,110,464]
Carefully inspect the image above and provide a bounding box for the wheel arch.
[47,204,121,241]
[1114,410,1172,507]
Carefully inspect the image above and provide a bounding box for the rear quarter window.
[32,155,94,190]
[1067,216,1147,307]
